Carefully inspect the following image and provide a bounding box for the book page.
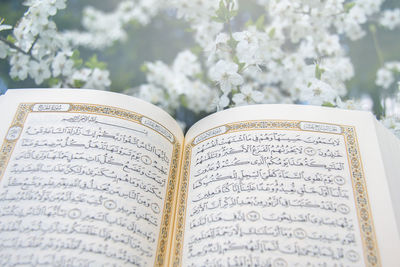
[373,118,400,232]
[0,89,184,267]
[172,104,400,267]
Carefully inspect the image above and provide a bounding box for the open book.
[0,88,399,267]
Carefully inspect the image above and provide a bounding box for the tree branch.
[0,36,39,62]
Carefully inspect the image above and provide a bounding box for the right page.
[373,118,400,233]
[172,104,400,267]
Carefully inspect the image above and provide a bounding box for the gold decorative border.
[172,120,380,267]
[0,103,180,267]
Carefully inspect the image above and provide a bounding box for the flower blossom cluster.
[61,0,162,50]
[379,8,400,30]
[128,50,218,115]
[141,0,366,110]
[376,61,400,90]
[381,115,400,138]
[376,61,400,138]
[0,0,110,89]
[1,0,400,135]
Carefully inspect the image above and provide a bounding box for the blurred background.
[0,0,399,121]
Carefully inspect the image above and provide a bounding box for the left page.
[0,89,184,267]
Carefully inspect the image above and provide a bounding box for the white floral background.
[0,0,399,134]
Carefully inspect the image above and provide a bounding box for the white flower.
[185,81,218,113]
[206,32,230,63]
[376,68,394,89]
[282,54,306,72]
[380,9,400,30]
[0,24,12,32]
[69,68,91,86]
[217,93,230,110]
[381,116,400,138]
[194,21,223,49]
[348,6,367,24]
[336,97,364,110]
[173,50,201,77]
[232,84,264,106]
[321,57,354,82]
[45,0,67,16]
[10,61,29,81]
[85,68,111,90]
[31,37,55,60]
[28,60,51,84]
[317,34,341,56]
[209,60,243,94]
[289,15,311,43]
[386,62,400,72]
[13,19,35,52]
[0,42,8,59]
[137,84,165,105]
[233,30,260,65]
[299,78,338,106]
[28,5,49,26]
[358,0,382,16]
[52,52,74,77]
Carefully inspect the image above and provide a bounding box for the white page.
[172,104,400,266]
[0,88,184,266]
[373,118,400,232]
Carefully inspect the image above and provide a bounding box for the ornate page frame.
[173,120,380,267]
[0,103,181,267]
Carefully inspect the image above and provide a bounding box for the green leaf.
[238,62,246,72]
[74,59,83,68]
[268,28,276,38]
[129,19,141,28]
[211,16,226,23]
[179,94,188,108]
[140,63,148,73]
[6,34,16,44]
[227,37,238,49]
[217,0,229,20]
[85,54,107,70]
[322,101,335,107]
[233,56,245,72]
[315,64,325,80]
[229,9,238,19]
[369,24,377,34]
[219,0,228,14]
[194,72,205,82]
[245,18,253,28]
[48,77,60,87]
[73,80,85,88]
[190,45,203,56]
[71,50,83,68]
[255,15,265,31]
[71,50,80,60]
[344,2,356,13]
[213,0,234,23]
